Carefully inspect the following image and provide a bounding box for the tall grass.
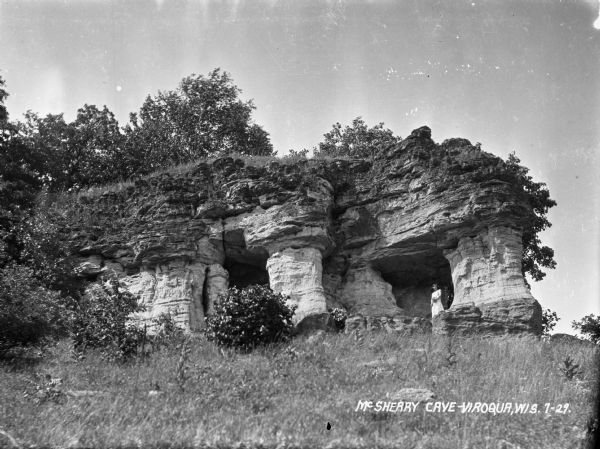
[1,333,597,448]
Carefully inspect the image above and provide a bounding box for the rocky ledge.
[64,126,542,336]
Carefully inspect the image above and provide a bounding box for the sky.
[1,0,598,334]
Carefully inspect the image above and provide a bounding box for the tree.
[0,76,77,359]
[68,104,126,187]
[8,69,274,187]
[17,105,125,189]
[541,308,560,336]
[0,79,44,265]
[505,152,557,283]
[572,314,600,344]
[15,191,79,297]
[0,265,73,355]
[0,77,76,290]
[314,117,401,159]
[0,75,7,123]
[124,68,274,174]
[16,111,74,189]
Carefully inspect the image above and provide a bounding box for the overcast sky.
[1,0,598,334]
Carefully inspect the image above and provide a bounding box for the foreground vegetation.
[1,333,597,449]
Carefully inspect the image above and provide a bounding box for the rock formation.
[65,126,543,336]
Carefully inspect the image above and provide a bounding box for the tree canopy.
[505,152,557,283]
[313,117,401,159]
[6,68,274,190]
[15,106,126,190]
[1,75,76,353]
[125,68,274,173]
[572,314,600,344]
[0,76,7,123]
[1,76,43,265]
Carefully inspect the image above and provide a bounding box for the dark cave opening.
[376,251,453,317]
[223,227,270,289]
[225,259,269,288]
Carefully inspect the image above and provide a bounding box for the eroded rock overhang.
[67,126,542,335]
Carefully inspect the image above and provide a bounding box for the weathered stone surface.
[204,264,229,316]
[75,261,104,278]
[345,314,432,334]
[391,388,436,402]
[66,390,105,398]
[432,298,541,335]
[444,227,533,306]
[223,180,334,255]
[122,259,217,331]
[63,126,544,334]
[360,356,398,367]
[434,226,542,335]
[550,333,594,345]
[266,247,329,329]
[0,429,20,448]
[392,285,431,317]
[338,266,400,317]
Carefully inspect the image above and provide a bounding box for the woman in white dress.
[431,283,444,318]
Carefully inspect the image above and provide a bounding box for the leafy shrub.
[559,356,583,380]
[205,285,296,349]
[505,152,557,283]
[541,308,560,336]
[313,117,401,159]
[572,314,600,345]
[329,307,347,331]
[0,265,73,355]
[23,374,67,405]
[16,191,79,297]
[70,278,145,361]
[147,311,186,352]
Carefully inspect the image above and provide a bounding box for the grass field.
[1,332,598,449]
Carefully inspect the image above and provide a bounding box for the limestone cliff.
[65,126,543,335]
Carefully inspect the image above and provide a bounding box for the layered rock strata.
[65,126,543,335]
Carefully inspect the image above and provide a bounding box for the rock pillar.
[436,226,542,334]
[338,266,402,317]
[266,247,329,330]
[122,259,229,332]
[204,264,229,316]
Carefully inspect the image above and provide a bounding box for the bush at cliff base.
[70,278,145,361]
[0,265,73,355]
[206,285,296,349]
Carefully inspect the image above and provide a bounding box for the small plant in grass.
[149,310,185,352]
[445,337,457,367]
[354,327,365,348]
[329,307,347,331]
[175,337,191,391]
[559,356,583,380]
[23,374,66,405]
[205,285,296,349]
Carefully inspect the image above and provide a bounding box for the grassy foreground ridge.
[1,333,598,449]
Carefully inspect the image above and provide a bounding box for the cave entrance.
[376,251,453,318]
[223,228,270,289]
[224,258,269,288]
